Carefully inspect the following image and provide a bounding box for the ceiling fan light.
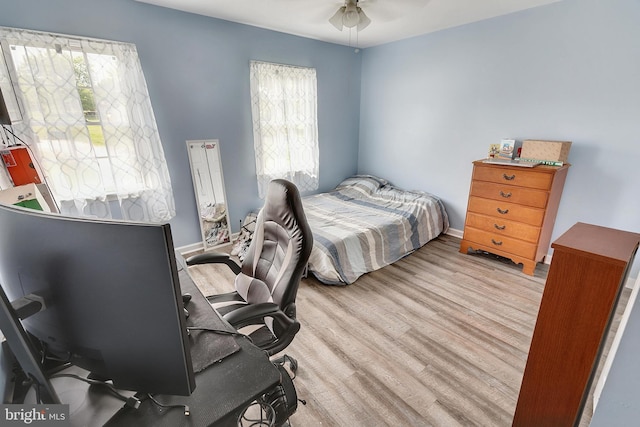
[342,10,360,28]
[329,6,346,30]
[329,0,371,32]
[356,8,371,31]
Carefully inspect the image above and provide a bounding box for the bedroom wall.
[590,274,640,425]
[0,0,361,247]
[359,1,640,422]
[358,0,640,269]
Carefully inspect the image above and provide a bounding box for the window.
[72,50,115,192]
[0,27,175,222]
[249,61,319,198]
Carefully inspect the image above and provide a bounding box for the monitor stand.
[0,285,60,404]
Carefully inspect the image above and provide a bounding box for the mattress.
[303,175,449,285]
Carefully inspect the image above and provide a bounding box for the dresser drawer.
[463,227,537,259]
[473,166,553,190]
[465,212,540,243]
[470,181,549,208]
[467,196,545,226]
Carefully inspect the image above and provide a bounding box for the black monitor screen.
[0,202,195,396]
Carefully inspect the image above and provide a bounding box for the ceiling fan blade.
[329,6,346,30]
[357,8,371,31]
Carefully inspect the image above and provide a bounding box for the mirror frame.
[185,139,232,250]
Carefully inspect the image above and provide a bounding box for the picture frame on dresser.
[497,139,516,159]
[459,159,570,275]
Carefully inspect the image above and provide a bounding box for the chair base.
[239,360,299,427]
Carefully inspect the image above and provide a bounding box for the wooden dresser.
[513,223,640,426]
[459,160,570,275]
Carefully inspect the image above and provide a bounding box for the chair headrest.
[263,180,305,231]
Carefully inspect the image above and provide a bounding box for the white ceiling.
[135,0,562,48]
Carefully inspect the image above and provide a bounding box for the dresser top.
[473,159,570,172]
[552,222,640,265]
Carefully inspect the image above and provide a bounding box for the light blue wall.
[0,0,361,247]
[359,1,640,423]
[359,0,640,254]
[590,277,640,425]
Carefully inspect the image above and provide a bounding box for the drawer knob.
[491,239,503,246]
[496,207,509,215]
[503,173,516,181]
[494,223,506,230]
[500,191,512,198]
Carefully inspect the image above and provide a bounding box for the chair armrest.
[185,252,242,275]
[223,302,297,331]
[224,303,301,355]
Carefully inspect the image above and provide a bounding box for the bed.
[302,175,449,285]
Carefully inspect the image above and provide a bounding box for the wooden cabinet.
[513,223,640,426]
[459,160,570,275]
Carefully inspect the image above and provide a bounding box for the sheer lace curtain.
[249,61,319,198]
[0,27,175,222]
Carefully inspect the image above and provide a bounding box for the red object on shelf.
[1,146,42,186]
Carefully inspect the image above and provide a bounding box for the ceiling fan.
[328,0,431,32]
[329,0,371,32]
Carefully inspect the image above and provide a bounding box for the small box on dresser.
[459,159,570,275]
[520,139,572,163]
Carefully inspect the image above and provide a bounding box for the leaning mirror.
[186,139,232,250]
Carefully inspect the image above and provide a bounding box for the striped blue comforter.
[303,175,449,285]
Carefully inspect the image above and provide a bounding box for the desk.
[4,255,281,427]
[105,260,282,426]
[105,255,280,427]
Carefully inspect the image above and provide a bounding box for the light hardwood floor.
[186,234,630,427]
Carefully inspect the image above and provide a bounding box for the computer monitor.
[0,202,196,400]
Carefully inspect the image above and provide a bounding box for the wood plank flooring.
[185,234,630,427]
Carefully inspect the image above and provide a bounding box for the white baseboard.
[182,228,639,288]
[176,232,240,256]
[175,242,204,255]
[445,227,464,239]
[593,273,640,410]
[449,229,637,288]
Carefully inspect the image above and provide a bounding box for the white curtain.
[0,27,175,222]
[249,61,319,198]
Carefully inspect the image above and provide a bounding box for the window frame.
[0,27,175,222]
[249,60,319,198]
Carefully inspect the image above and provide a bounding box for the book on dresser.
[459,159,570,275]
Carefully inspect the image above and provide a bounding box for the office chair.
[186,179,313,368]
